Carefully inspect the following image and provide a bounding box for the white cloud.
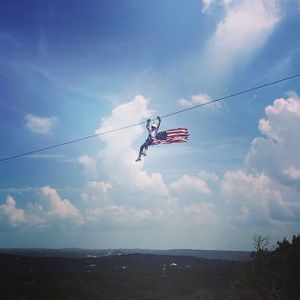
[184,94,297,229]
[25,113,58,135]
[198,171,220,182]
[246,93,300,180]
[76,95,202,231]
[7,92,299,248]
[204,0,281,77]
[85,205,153,226]
[179,93,221,110]
[169,174,211,195]
[0,196,27,227]
[220,170,300,223]
[72,95,169,228]
[81,93,299,236]
[214,0,280,55]
[258,96,300,141]
[78,155,98,179]
[0,188,83,229]
[81,180,112,205]
[283,166,300,180]
[221,170,272,199]
[202,0,235,12]
[202,0,215,12]
[234,94,300,223]
[95,95,168,198]
[220,171,277,221]
[183,203,219,226]
[80,93,300,235]
[96,95,153,146]
[87,181,112,194]
[41,186,83,223]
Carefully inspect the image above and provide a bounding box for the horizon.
[0,247,251,252]
[1,0,300,250]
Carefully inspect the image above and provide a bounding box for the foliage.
[229,234,300,300]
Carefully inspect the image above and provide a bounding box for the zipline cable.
[161,73,300,118]
[1,73,300,162]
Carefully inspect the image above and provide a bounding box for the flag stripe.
[152,128,189,145]
[166,133,189,137]
[167,128,187,131]
[166,129,188,133]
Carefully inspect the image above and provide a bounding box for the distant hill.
[0,248,251,261]
[123,249,251,261]
[0,252,246,300]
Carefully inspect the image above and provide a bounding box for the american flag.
[152,128,189,145]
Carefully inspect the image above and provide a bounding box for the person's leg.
[136,139,152,161]
[140,143,146,156]
[143,138,153,155]
[136,142,146,161]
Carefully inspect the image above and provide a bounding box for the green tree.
[229,234,300,300]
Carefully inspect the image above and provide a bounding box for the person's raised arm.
[146,119,151,131]
[156,116,161,131]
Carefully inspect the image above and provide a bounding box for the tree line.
[229,234,300,300]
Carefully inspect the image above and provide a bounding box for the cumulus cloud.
[81,180,112,205]
[2,85,300,251]
[7,92,299,248]
[183,203,219,226]
[87,181,112,194]
[221,169,300,224]
[220,171,276,222]
[230,94,300,224]
[95,95,168,198]
[81,93,300,235]
[201,0,215,12]
[179,93,221,110]
[78,95,219,230]
[41,186,83,224]
[214,0,280,56]
[258,96,300,141]
[85,205,153,227]
[25,113,57,134]
[0,195,46,229]
[198,171,220,182]
[0,196,27,227]
[203,0,281,77]
[75,95,223,234]
[170,93,297,231]
[246,93,300,181]
[0,188,84,229]
[221,171,271,198]
[283,166,300,180]
[169,174,211,195]
[35,94,300,237]
[78,155,98,179]
[60,95,168,230]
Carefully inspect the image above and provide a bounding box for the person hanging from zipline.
[136,115,189,162]
[136,116,161,161]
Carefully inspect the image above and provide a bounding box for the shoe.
[135,157,141,162]
[141,151,147,156]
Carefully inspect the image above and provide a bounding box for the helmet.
[151,123,158,129]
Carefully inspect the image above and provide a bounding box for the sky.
[1,0,300,250]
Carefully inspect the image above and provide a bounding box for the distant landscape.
[1,235,300,299]
[0,249,248,300]
[0,248,251,260]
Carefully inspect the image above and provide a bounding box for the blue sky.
[1,0,300,250]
